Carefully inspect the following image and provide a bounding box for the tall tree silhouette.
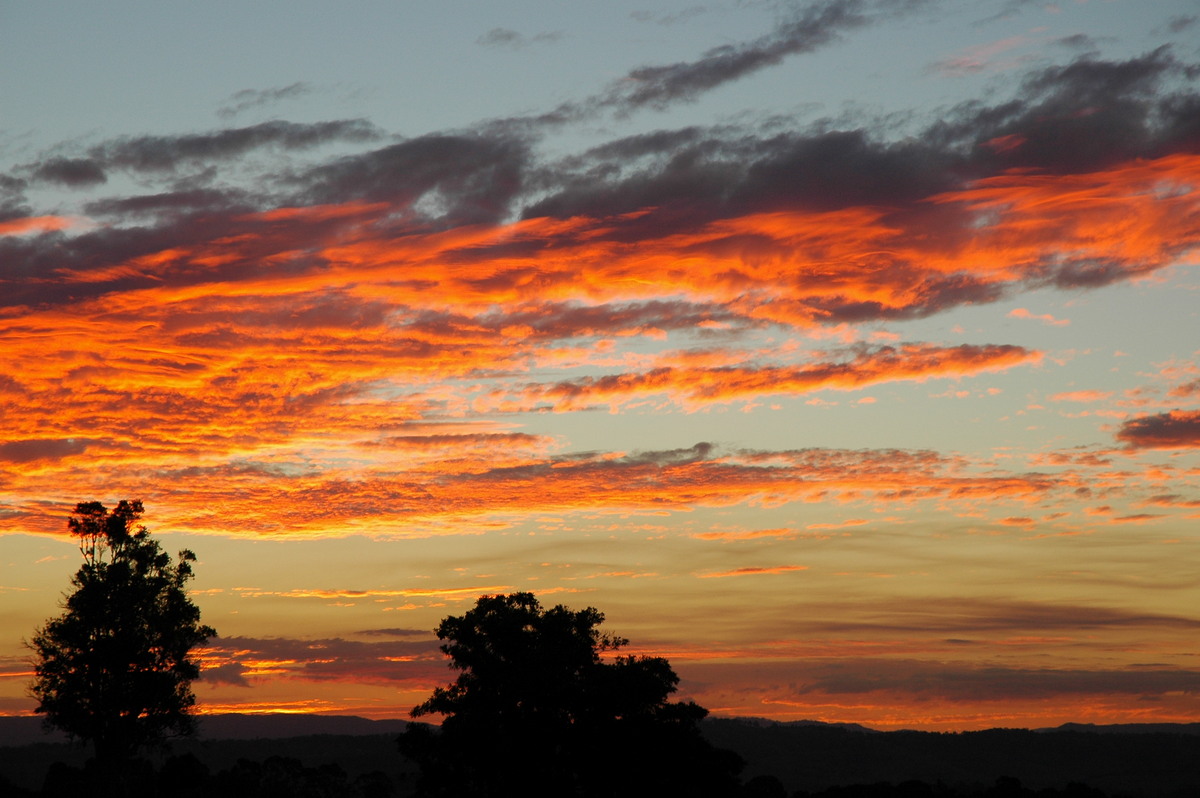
[399,591,742,798]
[29,500,215,788]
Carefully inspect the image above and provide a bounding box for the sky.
[1,0,1199,732]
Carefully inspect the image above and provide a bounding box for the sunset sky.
[2,0,1199,732]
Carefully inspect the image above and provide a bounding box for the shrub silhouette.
[399,591,743,797]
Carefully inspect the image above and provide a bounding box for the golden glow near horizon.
[2,0,1198,731]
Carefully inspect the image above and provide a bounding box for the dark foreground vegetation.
[15,503,1200,797]
[2,721,1200,798]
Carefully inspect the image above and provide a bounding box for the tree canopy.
[399,591,742,798]
[29,500,216,771]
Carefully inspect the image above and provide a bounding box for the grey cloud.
[1056,33,1098,52]
[0,178,29,210]
[536,47,1196,223]
[199,662,251,687]
[941,47,1198,175]
[1116,411,1200,450]
[630,6,710,26]
[217,82,314,119]
[403,300,744,343]
[354,628,434,638]
[5,47,1197,333]
[797,598,1200,637]
[1166,15,1197,34]
[295,133,530,225]
[452,442,715,485]
[477,28,563,49]
[89,119,381,173]
[30,157,107,187]
[205,635,445,683]
[594,0,929,112]
[85,188,250,218]
[790,660,1200,700]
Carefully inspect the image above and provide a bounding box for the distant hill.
[702,718,1200,796]
[194,713,408,740]
[0,713,407,747]
[3,715,1200,796]
[1046,721,1200,735]
[8,712,1200,748]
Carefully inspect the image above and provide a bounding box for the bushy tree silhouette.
[399,591,742,798]
[29,500,215,789]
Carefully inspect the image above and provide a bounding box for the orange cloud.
[480,343,1041,412]
[1051,390,1114,403]
[0,152,1194,541]
[0,441,1068,539]
[697,565,808,578]
[1008,308,1069,326]
[692,528,799,541]
[0,215,76,237]
[805,519,869,530]
[234,585,512,600]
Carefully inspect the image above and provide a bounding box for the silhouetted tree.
[28,500,215,791]
[399,591,743,798]
[742,773,788,798]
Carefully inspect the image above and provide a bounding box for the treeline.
[2,754,393,798]
[0,759,1162,798]
[706,720,1200,797]
[19,504,1200,798]
[790,778,1131,797]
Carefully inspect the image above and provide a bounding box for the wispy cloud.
[1008,308,1069,326]
[697,565,808,578]
[476,28,563,49]
[217,83,316,119]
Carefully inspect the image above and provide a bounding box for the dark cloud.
[88,119,381,173]
[593,0,929,112]
[1117,411,1200,449]
[0,375,27,397]
[421,300,745,341]
[788,660,1200,701]
[530,47,1199,225]
[294,133,529,224]
[1165,15,1197,34]
[1056,33,1098,52]
[1144,494,1200,509]
[797,598,1200,637]
[0,176,28,204]
[217,82,314,119]
[30,157,107,187]
[203,635,444,684]
[4,49,1196,333]
[199,662,251,687]
[522,129,830,222]
[84,188,249,218]
[354,628,433,638]
[0,438,92,463]
[942,47,1197,174]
